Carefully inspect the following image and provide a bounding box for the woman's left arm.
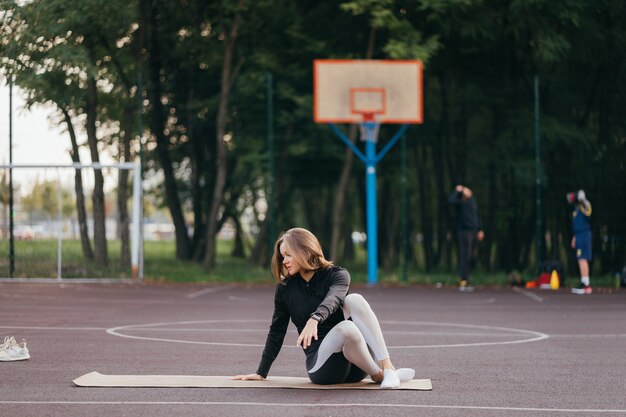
[310,268,350,323]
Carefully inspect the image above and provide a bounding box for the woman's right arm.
[231,283,290,380]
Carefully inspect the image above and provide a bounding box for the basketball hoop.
[359,118,380,143]
[313,59,423,286]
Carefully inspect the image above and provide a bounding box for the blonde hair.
[271,228,333,283]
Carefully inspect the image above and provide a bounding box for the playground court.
[1,281,625,416]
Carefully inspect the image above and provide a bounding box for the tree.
[0,0,139,266]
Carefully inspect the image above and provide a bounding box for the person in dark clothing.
[566,190,593,294]
[231,227,415,388]
[448,185,485,292]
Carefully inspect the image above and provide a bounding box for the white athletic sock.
[380,368,400,389]
[581,276,590,286]
[395,368,415,382]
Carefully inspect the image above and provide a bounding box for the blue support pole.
[365,140,378,285]
[327,123,410,285]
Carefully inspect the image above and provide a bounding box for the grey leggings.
[306,293,389,384]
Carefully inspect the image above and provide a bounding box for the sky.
[0,82,69,166]
[0,81,115,193]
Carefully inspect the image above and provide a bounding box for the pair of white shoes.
[380,368,415,389]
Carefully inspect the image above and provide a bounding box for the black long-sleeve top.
[448,190,483,231]
[256,266,349,378]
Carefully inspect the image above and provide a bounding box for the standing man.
[449,185,485,292]
[567,190,593,294]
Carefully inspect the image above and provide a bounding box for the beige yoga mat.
[73,371,432,390]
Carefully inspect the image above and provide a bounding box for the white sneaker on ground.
[0,336,30,361]
[380,368,400,389]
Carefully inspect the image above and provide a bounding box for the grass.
[143,240,272,283]
[0,239,621,288]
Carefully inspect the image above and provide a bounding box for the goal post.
[0,161,143,281]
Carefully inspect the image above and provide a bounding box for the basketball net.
[358,113,380,143]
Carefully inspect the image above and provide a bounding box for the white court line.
[106,320,550,349]
[2,324,622,340]
[186,285,232,299]
[550,334,626,338]
[0,401,624,413]
[0,325,106,331]
[513,286,544,302]
[100,327,530,337]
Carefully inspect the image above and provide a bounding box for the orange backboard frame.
[314,59,423,124]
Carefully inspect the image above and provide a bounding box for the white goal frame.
[0,161,143,281]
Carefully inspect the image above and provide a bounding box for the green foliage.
[19,179,74,218]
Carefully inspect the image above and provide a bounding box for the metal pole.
[131,160,142,279]
[135,71,144,280]
[56,169,62,280]
[267,73,275,248]
[401,135,408,282]
[9,78,15,278]
[365,140,378,285]
[534,75,542,271]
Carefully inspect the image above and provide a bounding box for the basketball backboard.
[313,59,423,124]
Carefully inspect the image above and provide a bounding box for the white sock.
[395,368,415,382]
[380,369,400,389]
[581,277,590,286]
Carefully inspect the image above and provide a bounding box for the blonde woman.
[231,227,414,389]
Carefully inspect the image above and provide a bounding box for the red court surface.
[1,282,625,416]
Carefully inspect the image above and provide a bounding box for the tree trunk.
[62,107,93,261]
[248,124,294,268]
[187,77,208,262]
[416,142,433,271]
[203,6,242,269]
[117,106,133,269]
[329,125,357,262]
[146,0,191,259]
[231,215,246,258]
[248,218,269,268]
[86,77,108,266]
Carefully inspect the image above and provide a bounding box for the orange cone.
[550,270,560,290]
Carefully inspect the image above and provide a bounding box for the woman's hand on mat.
[296,318,318,349]
[230,373,264,381]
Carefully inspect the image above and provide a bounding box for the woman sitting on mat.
[231,227,414,389]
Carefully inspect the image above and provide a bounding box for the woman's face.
[280,241,303,276]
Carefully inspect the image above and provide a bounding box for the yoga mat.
[73,371,432,390]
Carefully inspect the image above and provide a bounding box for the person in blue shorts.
[566,190,593,294]
[231,227,415,388]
